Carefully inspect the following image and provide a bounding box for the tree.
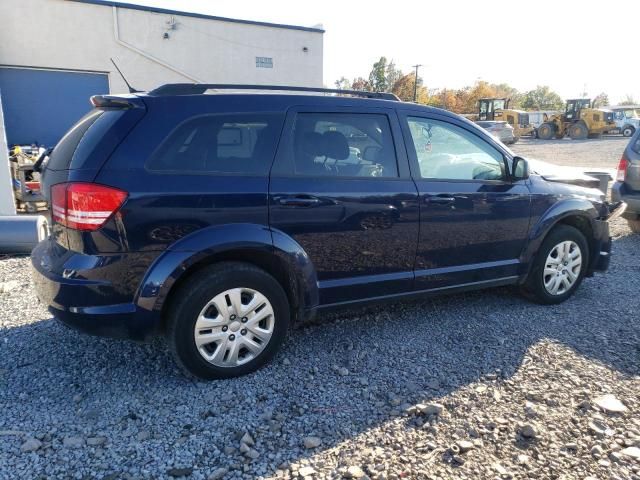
[385,60,403,92]
[351,77,371,91]
[368,57,389,92]
[391,73,429,103]
[521,86,564,110]
[592,92,610,108]
[619,94,638,106]
[334,77,351,90]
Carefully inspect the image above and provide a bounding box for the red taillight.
[617,155,629,182]
[51,182,127,231]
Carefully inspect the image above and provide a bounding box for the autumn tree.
[619,94,638,106]
[592,92,610,108]
[391,73,430,103]
[521,86,564,110]
[351,77,371,91]
[385,60,403,92]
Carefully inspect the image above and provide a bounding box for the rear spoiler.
[90,95,143,109]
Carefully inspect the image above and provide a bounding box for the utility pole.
[412,64,422,102]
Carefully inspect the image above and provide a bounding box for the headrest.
[322,131,349,160]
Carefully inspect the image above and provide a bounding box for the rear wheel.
[569,122,588,140]
[623,126,635,137]
[521,225,589,304]
[628,219,640,233]
[167,262,290,380]
[537,123,555,140]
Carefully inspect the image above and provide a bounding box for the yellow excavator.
[536,99,616,140]
[477,98,535,140]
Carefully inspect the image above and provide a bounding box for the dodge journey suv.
[32,84,624,379]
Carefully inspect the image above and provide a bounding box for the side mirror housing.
[512,156,530,180]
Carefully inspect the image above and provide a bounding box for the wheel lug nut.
[241,329,247,335]
[241,317,248,323]
[229,334,235,341]
[222,326,228,332]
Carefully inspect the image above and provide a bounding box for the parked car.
[475,120,516,144]
[612,128,640,232]
[32,84,624,379]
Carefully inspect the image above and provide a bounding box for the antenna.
[110,58,140,93]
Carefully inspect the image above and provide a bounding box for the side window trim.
[398,111,512,182]
[270,106,411,179]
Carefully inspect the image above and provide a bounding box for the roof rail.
[148,83,400,101]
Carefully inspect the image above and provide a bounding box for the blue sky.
[106,0,636,104]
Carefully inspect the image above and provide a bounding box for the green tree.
[521,86,564,110]
[368,57,389,92]
[334,77,351,90]
[385,60,403,92]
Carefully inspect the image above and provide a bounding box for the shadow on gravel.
[1,233,638,476]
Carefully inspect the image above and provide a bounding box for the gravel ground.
[1,140,639,480]
[511,136,627,171]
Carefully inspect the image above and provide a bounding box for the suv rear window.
[46,110,102,170]
[147,113,284,175]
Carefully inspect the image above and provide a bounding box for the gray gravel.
[1,138,639,479]
[511,135,627,171]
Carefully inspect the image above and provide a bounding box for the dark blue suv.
[32,84,622,379]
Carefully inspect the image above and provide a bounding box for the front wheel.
[167,262,290,380]
[623,126,635,138]
[537,123,554,140]
[521,225,589,304]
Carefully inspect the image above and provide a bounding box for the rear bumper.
[31,240,159,341]
[611,182,640,218]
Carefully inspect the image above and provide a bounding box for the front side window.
[406,117,505,181]
[288,113,398,178]
[147,113,283,174]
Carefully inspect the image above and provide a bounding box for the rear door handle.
[277,195,321,207]
[425,195,456,204]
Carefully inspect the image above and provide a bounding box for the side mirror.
[512,156,530,180]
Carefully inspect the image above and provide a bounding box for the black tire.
[623,126,635,138]
[537,123,554,140]
[569,122,588,140]
[166,262,290,380]
[521,225,589,305]
[628,219,640,233]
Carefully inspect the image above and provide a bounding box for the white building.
[0,0,324,147]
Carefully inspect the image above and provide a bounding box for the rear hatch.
[621,133,640,192]
[40,95,146,250]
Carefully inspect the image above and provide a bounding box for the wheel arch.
[134,224,319,334]
[520,199,599,279]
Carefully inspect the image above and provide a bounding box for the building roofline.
[64,0,325,33]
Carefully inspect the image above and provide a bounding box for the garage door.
[0,67,109,148]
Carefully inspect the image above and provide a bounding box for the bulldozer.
[536,99,616,140]
[477,98,535,140]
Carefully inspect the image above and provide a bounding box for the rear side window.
[46,110,102,170]
[147,113,284,175]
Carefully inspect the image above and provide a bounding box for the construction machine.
[536,99,616,140]
[477,98,535,141]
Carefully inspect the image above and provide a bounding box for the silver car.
[476,120,516,144]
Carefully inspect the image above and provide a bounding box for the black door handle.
[425,195,456,204]
[277,195,321,207]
